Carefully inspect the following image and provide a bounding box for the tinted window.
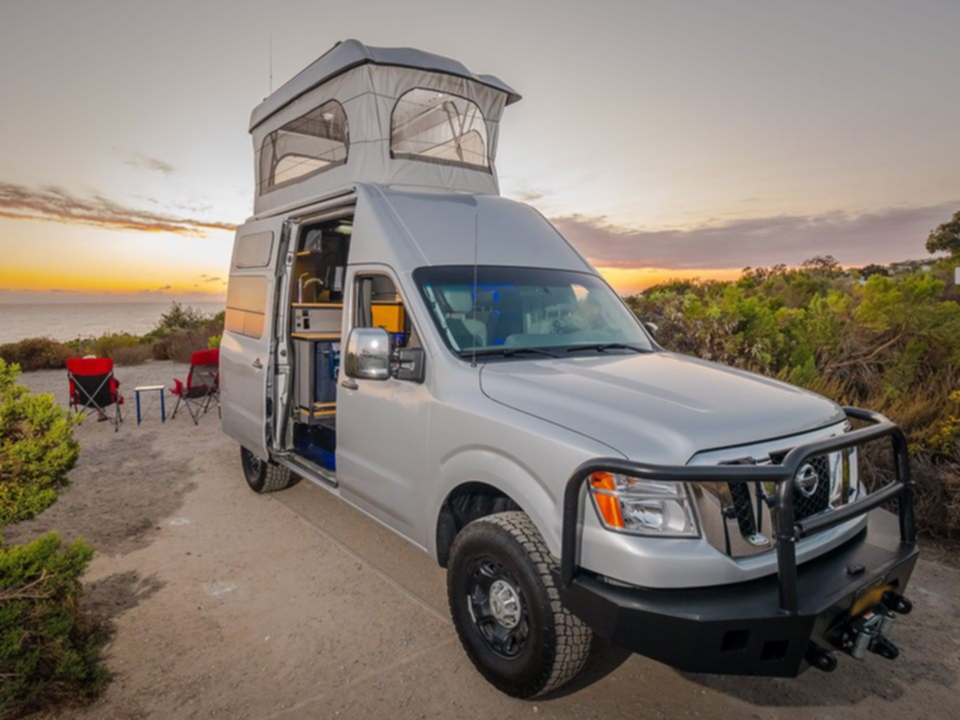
[234,231,274,269]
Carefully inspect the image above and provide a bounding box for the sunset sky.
[1,0,958,302]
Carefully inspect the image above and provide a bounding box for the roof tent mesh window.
[259,101,348,194]
[391,89,489,171]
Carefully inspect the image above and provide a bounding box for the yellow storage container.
[372,302,405,334]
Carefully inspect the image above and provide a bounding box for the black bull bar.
[559,407,918,675]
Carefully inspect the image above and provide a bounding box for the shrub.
[207,334,221,350]
[0,360,100,715]
[630,259,960,538]
[0,534,103,717]
[155,302,210,332]
[110,344,152,366]
[151,328,220,363]
[79,333,141,360]
[0,338,71,372]
[0,360,80,526]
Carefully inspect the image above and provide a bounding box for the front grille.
[728,481,757,535]
[725,454,832,539]
[792,455,832,521]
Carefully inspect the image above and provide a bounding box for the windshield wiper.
[565,343,651,354]
[471,347,562,359]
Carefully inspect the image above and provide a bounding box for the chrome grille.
[688,422,857,559]
[727,481,757,535]
[792,455,832,521]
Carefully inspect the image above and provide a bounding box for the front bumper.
[560,407,918,676]
[560,509,917,676]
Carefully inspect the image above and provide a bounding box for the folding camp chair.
[66,357,124,431]
[170,349,220,425]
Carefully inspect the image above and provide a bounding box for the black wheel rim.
[465,557,529,659]
[243,450,262,478]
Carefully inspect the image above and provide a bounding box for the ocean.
[0,303,226,344]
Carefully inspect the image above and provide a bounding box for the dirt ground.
[7,361,959,719]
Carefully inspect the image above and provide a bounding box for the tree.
[926,209,960,257]
[859,263,890,279]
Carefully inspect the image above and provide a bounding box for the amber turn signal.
[589,472,624,529]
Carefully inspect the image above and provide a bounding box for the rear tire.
[240,447,297,493]
[447,511,592,698]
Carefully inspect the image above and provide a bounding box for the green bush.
[0,534,103,717]
[0,359,100,716]
[207,334,221,350]
[110,344,153,366]
[0,360,80,526]
[78,333,140,360]
[155,302,211,332]
[151,327,220,362]
[629,257,960,538]
[0,338,71,372]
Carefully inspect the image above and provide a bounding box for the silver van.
[221,40,918,697]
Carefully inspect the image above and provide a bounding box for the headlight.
[588,472,700,537]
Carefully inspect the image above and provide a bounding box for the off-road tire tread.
[449,511,592,697]
[260,462,294,493]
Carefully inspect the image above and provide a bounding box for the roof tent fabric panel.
[252,63,506,215]
[249,39,520,132]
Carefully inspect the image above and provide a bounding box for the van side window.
[234,231,274,269]
[390,89,489,171]
[354,274,418,349]
[258,100,348,195]
[225,276,268,339]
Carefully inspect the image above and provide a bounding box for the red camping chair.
[66,357,124,431]
[170,349,220,425]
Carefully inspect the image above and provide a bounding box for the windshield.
[414,266,653,357]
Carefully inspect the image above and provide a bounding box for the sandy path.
[8,362,959,719]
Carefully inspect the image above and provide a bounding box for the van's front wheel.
[240,447,297,493]
[447,512,592,698]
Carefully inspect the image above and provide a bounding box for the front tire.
[447,512,592,698]
[240,447,297,493]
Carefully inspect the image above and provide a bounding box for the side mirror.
[344,327,391,380]
[643,321,659,338]
[393,347,426,383]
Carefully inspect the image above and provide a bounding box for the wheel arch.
[429,449,560,567]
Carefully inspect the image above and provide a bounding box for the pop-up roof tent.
[249,39,521,215]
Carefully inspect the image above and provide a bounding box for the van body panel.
[479,351,845,463]
[423,359,624,560]
[374,188,592,272]
[220,216,286,459]
[335,263,431,545]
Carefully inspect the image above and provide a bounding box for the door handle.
[252,358,263,370]
[340,378,359,390]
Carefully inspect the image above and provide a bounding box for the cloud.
[552,202,957,270]
[127,153,175,175]
[203,276,221,283]
[0,182,237,237]
[158,285,172,290]
[511,189,546,203]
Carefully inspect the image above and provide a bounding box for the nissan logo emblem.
[795,463,820,498]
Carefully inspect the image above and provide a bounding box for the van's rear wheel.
[447,511,592,698]
[240,447,297,493]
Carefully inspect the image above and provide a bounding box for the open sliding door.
[220,217,287,460]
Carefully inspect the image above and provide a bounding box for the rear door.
[220,217,286,459]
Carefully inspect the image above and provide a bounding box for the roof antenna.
[471,212,479,368]
[269,34,274,94]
